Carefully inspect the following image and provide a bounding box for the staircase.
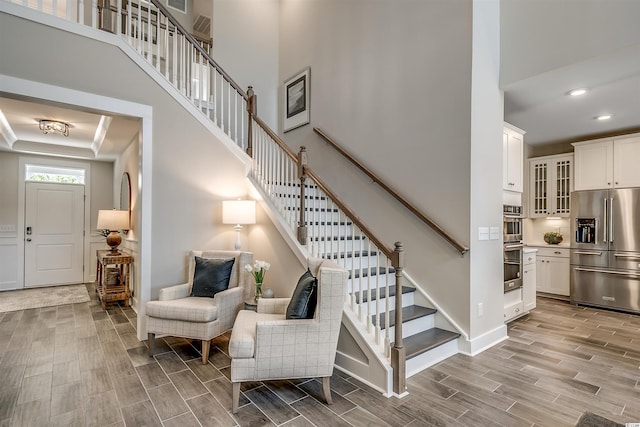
[271,181,461,378]
[2,0,465,396]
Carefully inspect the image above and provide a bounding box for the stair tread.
[376,305,437,329]
[395,328,461,359]
[350,266,395,279]
[353,285,414,303]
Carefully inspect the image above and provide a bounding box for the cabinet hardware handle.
[554,251,562,254]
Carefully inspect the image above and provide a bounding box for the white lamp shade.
[97,209,130,230]
[222,200,256,225]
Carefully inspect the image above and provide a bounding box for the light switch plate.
[478,227,489,241]
[490,226,500,240]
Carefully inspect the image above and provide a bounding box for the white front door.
[24,182,85,287]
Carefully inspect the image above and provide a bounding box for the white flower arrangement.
[245,260,270,284]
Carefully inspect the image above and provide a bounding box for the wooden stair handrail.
[313,127,469,256]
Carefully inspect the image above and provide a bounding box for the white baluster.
[136,0,142,53]
[116,0,121,35]
[91,0,97,28]
[146,5,152,62]
[384,257,390,357]
[78,0,84,25]
[375,251,381,346]
[155,14,160,71]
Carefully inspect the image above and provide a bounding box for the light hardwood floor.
[1,286,639,426]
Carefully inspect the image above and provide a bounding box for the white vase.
[262,288,274,298]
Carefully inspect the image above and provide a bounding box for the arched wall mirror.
[120,172,131,230]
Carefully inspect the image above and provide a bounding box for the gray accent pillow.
[190,257,235,298]
[286,269,318,319]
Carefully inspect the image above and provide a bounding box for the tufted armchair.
[146,250,253,364]
[228,258,348,413]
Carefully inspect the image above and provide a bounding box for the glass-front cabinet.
[529,153,573,218]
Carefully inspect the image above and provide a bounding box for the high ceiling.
[1,1,638,159]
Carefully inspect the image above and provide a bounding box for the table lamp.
[222,200,256,250]
[97,209,129,254]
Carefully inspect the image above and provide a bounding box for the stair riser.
[335,255,380,270]
[303,211,354,224]
[405,339,459,378]
[306,224,356,236]
[348,273,394,290]
[312,240,370,253]
[353,293,415,316]
[387,315,436,340]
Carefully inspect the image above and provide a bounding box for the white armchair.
[146,250,253,364]
[228,258,348,413]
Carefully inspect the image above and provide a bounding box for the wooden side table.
[95,250,133,309]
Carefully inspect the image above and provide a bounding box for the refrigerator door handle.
[609,197,614,243]
[603,198,607,243]
[614,253,640,260]
[574,251,603,256]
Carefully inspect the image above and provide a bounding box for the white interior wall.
[468,0,506,347]
[212,0,279,130]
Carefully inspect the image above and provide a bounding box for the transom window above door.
[25,164,85,184]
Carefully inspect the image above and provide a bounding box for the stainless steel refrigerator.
[570,188,640,313]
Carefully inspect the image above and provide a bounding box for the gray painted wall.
[212,0,279,130]
[276,0,475,334]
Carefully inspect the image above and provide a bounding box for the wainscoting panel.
[0,239,19,290]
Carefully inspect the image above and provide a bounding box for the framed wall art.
[283,67,310,132]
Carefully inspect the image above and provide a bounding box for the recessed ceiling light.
[569,88,587,96]
[596,114,612,121]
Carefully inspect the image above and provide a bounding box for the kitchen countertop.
[525,242,571,248]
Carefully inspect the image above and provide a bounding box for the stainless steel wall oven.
[503,205,523,293]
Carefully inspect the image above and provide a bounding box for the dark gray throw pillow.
[286,268,318,319]
[190,257,235,298]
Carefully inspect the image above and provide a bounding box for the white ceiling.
[0,95,140,160]
[503,44,640,146]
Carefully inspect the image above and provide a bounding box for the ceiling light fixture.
[39,119,69,137]
[568,88,587,97]
[596,114,612,121]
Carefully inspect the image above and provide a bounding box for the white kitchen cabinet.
[535,246,570,297]
[573,134,640,190]
[504,287,524,323]
[529,154,573,218]
[503,123,525,193]
[523,250,537,312]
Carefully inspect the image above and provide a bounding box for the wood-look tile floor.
[1,287,639,427]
